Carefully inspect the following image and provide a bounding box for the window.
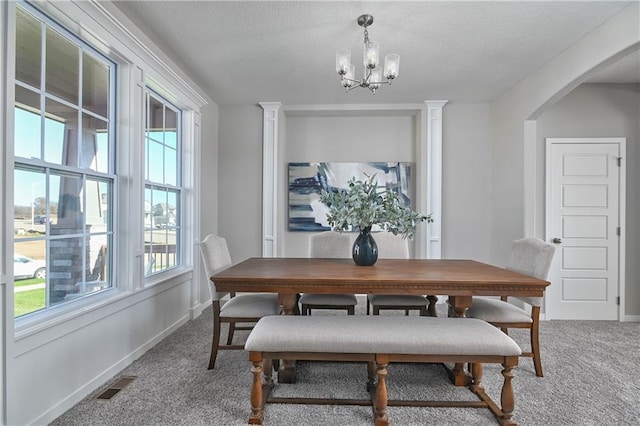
[144,91,182,276]
[13,5,115,317]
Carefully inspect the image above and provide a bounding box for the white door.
[545,138,625,320]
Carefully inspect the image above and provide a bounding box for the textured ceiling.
[112,1,639,106]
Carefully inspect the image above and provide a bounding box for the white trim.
[622,315,640,323]
[259,102,281,257]
[544,137,626,321]
[425,101,447,259]
[282,103,423,115]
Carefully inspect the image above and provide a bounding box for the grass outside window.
[14,278,46,317]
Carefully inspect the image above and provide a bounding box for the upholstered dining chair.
[299,231,357,315]
[366,231,434,316]
[466,237,556,377]
[199,234,281,369]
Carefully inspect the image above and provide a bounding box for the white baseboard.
[622,314,640,322]
[190,299,210,319]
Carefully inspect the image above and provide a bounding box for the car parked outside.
[34,215,47,224]
[14,254,46,280]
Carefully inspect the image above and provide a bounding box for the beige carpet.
[51,300,640,425]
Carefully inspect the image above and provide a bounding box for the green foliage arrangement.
[320,174,433,240]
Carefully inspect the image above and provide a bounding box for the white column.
[259,102,281,257]
[424,101,447,259]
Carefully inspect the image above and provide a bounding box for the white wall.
[218,106,264,263]
[283,115,415,256]
[441,103,493,263]
[536,83,640,315]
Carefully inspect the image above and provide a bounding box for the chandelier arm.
[367,79,390,86]
[363,67,372,84]
[342,77,361,84]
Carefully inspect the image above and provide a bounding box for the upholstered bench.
[244,315,522,426]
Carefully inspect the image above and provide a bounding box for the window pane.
[147,95,163,130]
[82,52,109,118]
[145,229,172,274]
[14,168,46,238]
[46,28,79,104]
[167,190,179,230]
[49,236,82,305]
[14,240,46,317]
[165,147,177,186]
[87,235,113,284]
[165,108,177,149]
[44,97,77,166]
[85,178,110,230]
[51,173,83,234]
[14,86,42,159]
[82,236,110,293]
[15,7,41,88]
[144,187,153,231]
[151,188,167,227]
[147,139,164,183]
[83,113,109,173]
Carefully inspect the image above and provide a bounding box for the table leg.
[448,295,473,386]
[276,293,298,383]
[426,295,438,317]
[448,295,472,318]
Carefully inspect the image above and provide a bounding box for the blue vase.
[352,226,378,266]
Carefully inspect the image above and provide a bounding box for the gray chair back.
[507,238,556,307]
[309,231,351,258]
[372,231,409,259]
[200,234,232,301]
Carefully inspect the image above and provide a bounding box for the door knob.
[552,238,562,244]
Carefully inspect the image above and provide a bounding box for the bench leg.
[263,358,273,387]
[374,356,389,426]
[249,352,264,425]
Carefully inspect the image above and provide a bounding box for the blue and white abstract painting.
[288,162,413,232]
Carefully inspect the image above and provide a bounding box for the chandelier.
[335,14,399,94]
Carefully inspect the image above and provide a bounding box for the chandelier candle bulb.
[384,54,399,79]
[336,48,351,75]
[370,70,382,91]
[343,64,355,88]
[364,40,379,68]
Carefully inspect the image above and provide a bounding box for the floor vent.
[96,376,137,400]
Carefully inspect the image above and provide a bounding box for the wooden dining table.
[211,257,550,384]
